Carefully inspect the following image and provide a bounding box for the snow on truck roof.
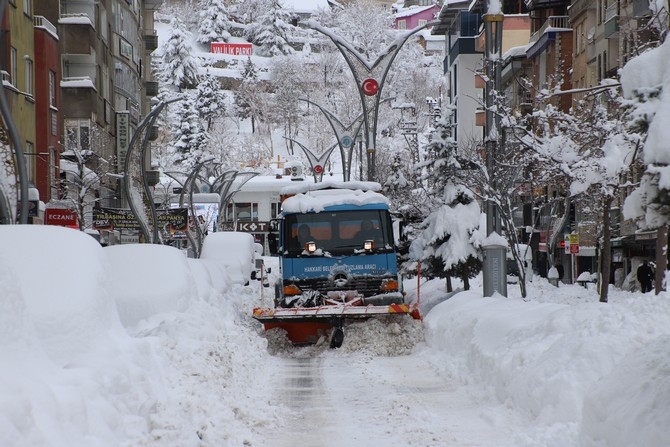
[280,180,382,195]
[281,181,389,214]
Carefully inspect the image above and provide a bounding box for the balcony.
[144,32,158,51]
[448,36,477,63]
[604,3,619,38]
[61,59,97,89]
[34,16,58,39]
[529,16,570,43]
[145,81,159,96]
[59,0,95,28]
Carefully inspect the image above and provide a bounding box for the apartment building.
[1,0,37,212]
[0,0,163,226]
[431,0,661,282]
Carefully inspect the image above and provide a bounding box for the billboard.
[210,42,253,56]
[93,207,188,232]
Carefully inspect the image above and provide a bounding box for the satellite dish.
[587,27,595,42]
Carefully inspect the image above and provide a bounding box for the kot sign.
[210,42,253,56]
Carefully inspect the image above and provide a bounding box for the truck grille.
[287,276,393,297]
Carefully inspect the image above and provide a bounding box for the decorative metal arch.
[285,137,338,183]
[304,20,438,181]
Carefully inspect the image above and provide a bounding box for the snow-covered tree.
[171,94,211,170]
[407,109,483,290]
[161,18,200,91]
[57,132,116,232]
[198,0,232,44]
[331,0,395,60]
[509,82,639,301]
[409,183,484,291]
[243,0,296,57]
[234,58,269,134]
[196,74,227,131]
[270,55,305,147]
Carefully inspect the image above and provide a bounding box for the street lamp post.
[123,98,180,243]
[482,12,508,297]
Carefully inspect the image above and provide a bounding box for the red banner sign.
[45,209,78,228]
[210,42,253,56]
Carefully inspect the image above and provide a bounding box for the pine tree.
[409,111,483,290]
[198,0,232,44]
[420,112,459,197]
[161,18,200,91]
[234,58,266,134]
[243,0,296,57]
[171,94,210,170]
[196,74,226,131]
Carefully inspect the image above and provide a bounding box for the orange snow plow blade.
[252,303,419,345]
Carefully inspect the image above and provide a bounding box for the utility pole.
[482,12,508,297]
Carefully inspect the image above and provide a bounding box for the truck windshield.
[283,210,393,255]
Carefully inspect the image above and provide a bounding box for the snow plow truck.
[252,181,420,348]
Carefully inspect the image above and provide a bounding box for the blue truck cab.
[274,182,404,309]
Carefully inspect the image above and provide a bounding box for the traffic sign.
[340,134,353,148]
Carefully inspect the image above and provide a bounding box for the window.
[271,202,282,219]
[23,0,30,16]
[64,119,91,152]
[49,146,57,200]
[50,110,57,136]
[575,23,582,54]
[10,47,17,86]
[418,19,427,27]
[225,202,258,221]
[25,58,33,96]
[397,19,406,30]
[25,141,34,182]
[49,70,56,106]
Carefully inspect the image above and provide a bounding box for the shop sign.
[45,209,78,227]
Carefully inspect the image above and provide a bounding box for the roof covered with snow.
[281,185,389,213]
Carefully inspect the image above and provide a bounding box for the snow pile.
[0,226,281,446]
[106,243,195,328]
[423,282,670,446]
[1,226,669,446]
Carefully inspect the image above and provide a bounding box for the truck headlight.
[363,240,375,251]
[306,241,317,253]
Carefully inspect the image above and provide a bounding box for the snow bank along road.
[257,321,522,447]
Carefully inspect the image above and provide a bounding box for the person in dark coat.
[637,260,654,293]
[554,260,564,281]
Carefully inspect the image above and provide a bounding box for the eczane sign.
[45,209,78,227]
[210,42,252,56]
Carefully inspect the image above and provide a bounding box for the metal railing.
[529,16,571,43]
[34,16,58,37]
[605,3,619,22]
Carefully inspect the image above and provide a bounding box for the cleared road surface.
[258,343,522,447]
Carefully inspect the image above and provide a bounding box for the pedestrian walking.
[637,260,654,293]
